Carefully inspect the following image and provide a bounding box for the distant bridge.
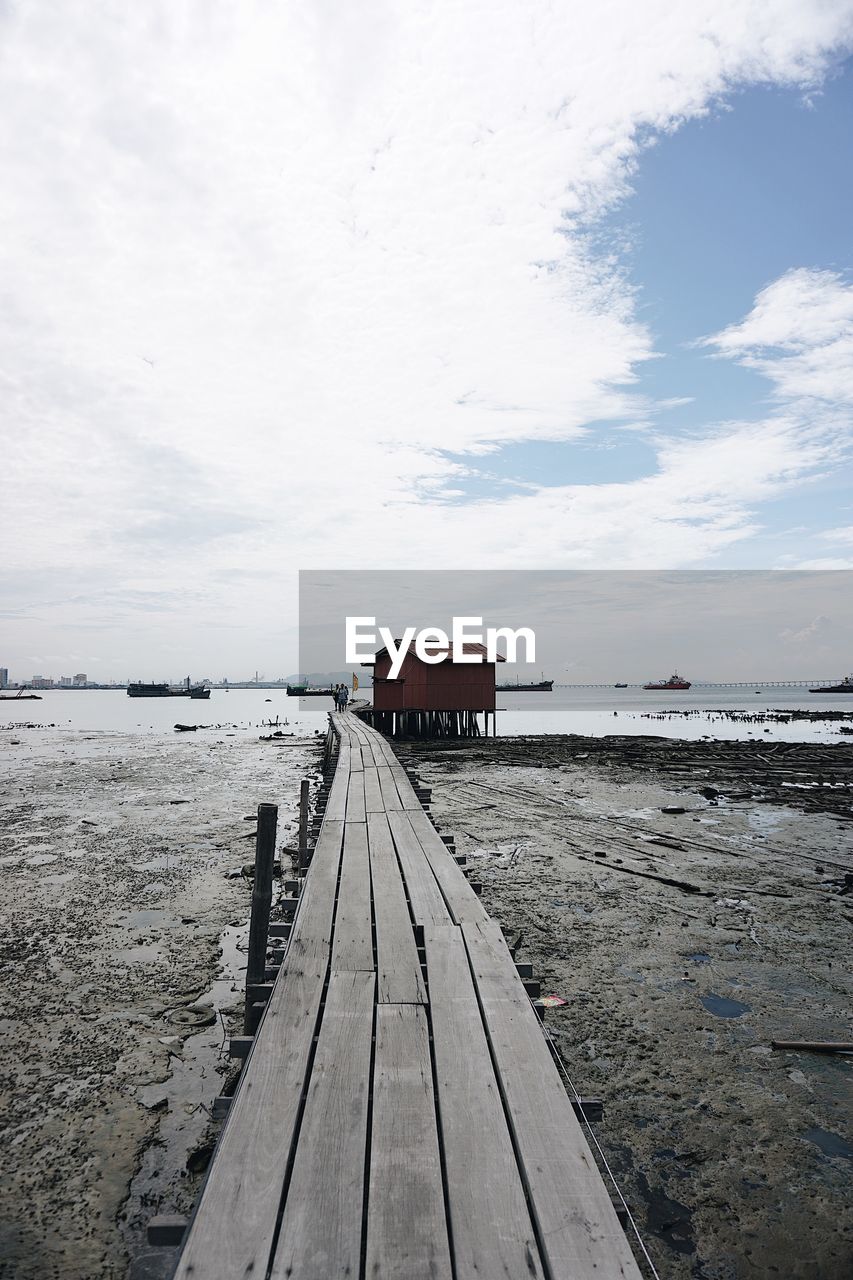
[555,680,845,689]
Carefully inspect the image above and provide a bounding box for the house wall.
[372,651,496,711]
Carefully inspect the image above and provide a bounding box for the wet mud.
[0,728,319,1280]
[406,733,852,1280]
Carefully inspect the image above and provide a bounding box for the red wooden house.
[362,640,504,738]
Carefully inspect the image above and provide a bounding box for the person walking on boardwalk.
[330,683,339,711]
[336,684,349,710]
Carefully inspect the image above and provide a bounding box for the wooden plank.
[462,919,643,1280]
[390,764,422,810]
[363,765,385,813]
[325,767,349,822]
[173,822,345,1279]
[366,1005,452,1278]
[346,717,372,748]
[408,808,489,924]
[387,810,453,926]
[370,732,399,766]
[425,926,545,1280]
[368,813,426,1004]
[270,970,375,1280]
[378,765,404,812]
[345,770,366,822]
[332,821,373,971]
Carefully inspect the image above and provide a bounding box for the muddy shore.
[0,727,319,1280]
[2,725,850,1280]
[405,733,852,1280]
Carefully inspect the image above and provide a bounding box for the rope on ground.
[541,1023,663,1280]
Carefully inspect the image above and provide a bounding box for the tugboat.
[614,682,628,688]
[127,677,210,699]
[809,675,853,693]
[643,673,691,691]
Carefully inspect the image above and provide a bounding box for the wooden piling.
[298,779,310,871]
[244,802,278,1034]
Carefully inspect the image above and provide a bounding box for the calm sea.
[1,686,851,743]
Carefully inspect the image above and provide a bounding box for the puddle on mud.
[803,1127,853,1162]
[635,1169,696,1256]
[701,992,751,1019]
[132,854,182,872]
[122,921,249,1272]
[119,944,164,964]
[746,807,790,837]
[687,953,712,965]
[123,909,171,928]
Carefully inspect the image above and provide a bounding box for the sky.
[300,571,853,682]
[1,1,852,680]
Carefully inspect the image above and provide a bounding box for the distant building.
[31,676,54,689]
[73,673,87,686]
[59,676,73,687]
[0,667,8,689]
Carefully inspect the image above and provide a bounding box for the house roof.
[363,640,506,665]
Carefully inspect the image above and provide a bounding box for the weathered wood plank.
[270,970,375,1280]
[367,813,426,1004]
[325,765,349,822]
[332,821,373,971]
[378,765,404,812]
[387,810,453,927]
[387,763,420,809]
[366,1004,452,1278]
[462,919,643,1280]
[408,808,489,924]
[363,765,385,813]
[425,926,545,1280]
[345,769,366,822]
[348,718,372,749]
[173,822,345,1280]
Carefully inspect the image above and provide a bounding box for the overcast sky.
[301,570,853,681]
[2,2,852,680]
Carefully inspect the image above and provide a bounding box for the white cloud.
[1,1,852,670]
[702,267,853,403]
[818,525,853,543]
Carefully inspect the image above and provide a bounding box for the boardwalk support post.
[298,779,310,871]
[244,802,277,1034]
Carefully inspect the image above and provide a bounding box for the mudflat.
[0,727,316,1280]
[408,733,852,1280]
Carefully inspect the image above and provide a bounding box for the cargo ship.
[809,676,853,693]
[286,684,335,697]
[127,678,210,699]
[643,673,691,691]
[496,677,554,692]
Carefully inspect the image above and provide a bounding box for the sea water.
[2,686,851,743]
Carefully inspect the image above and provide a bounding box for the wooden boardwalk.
[173,711,642,1279]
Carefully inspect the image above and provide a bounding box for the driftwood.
[771,1040,853,1054]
